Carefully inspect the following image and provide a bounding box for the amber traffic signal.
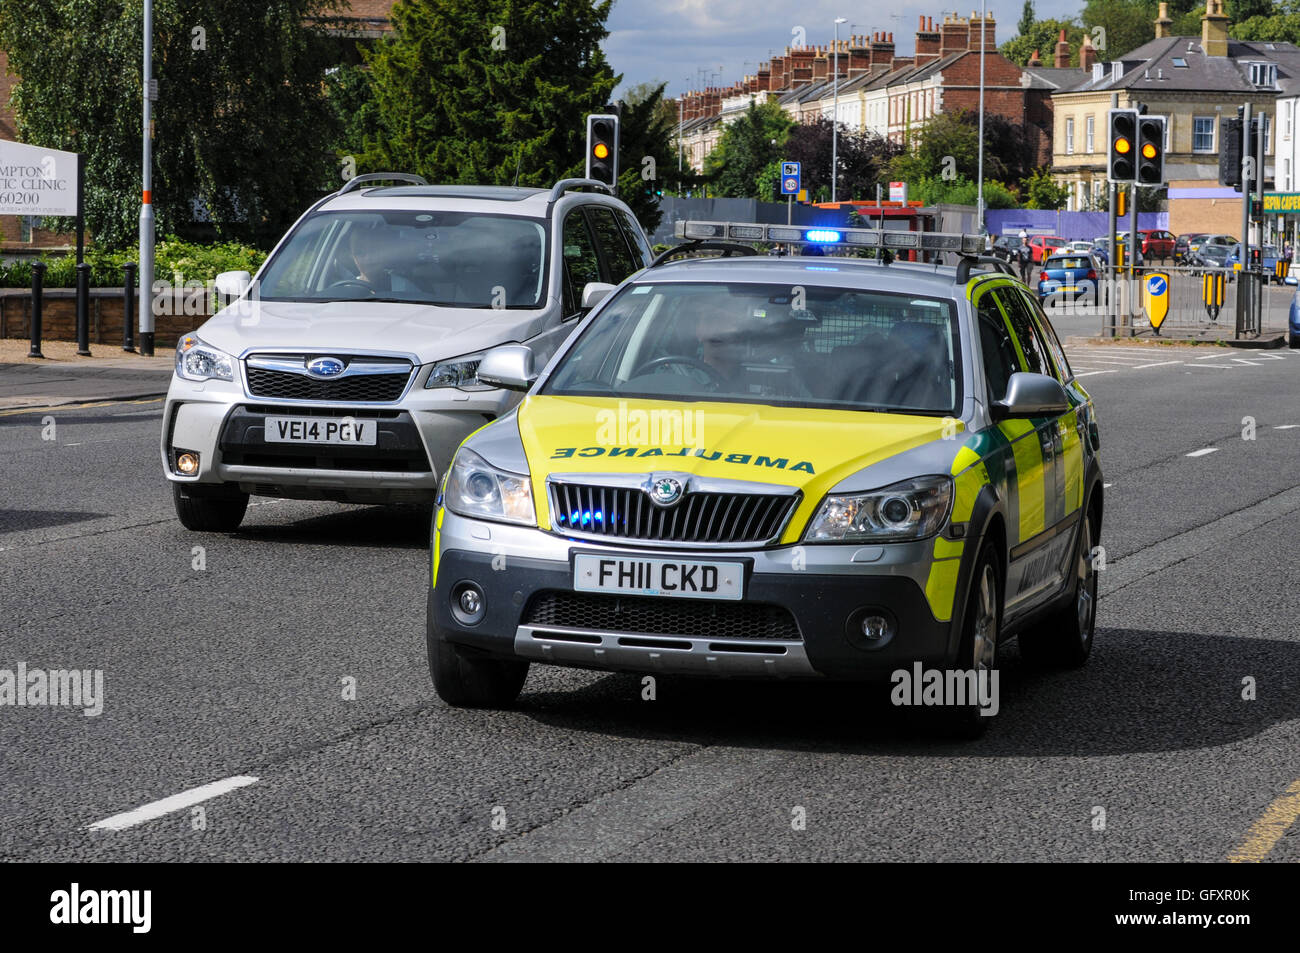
[1108,108,1137,183]
[585,114,619,187]
[1136,116,1166,185]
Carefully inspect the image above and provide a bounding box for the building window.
[1086,116,1095,152]
[1249,62,1277,88]
[1193,116,1215,153]
[1285,157,1292,191]
[1264,112,1272,153]
[1286,102,1293,139]
[1066,118,1075,155]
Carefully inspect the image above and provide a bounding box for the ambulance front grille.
[548,481,798,545]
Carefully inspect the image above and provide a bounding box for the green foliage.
[1081,0,1155,60]
[614,82,677,234]
[704,100,794,198]
[1000,19,1086,67]
[0,239,266,288]
[0,0,347,250]
[907,176,1019,209]
[365,0,617,189]
[1233,9,1300,42]
[1018,0,1037,38]
[1023,168,1071,210]
[325,62,387,178]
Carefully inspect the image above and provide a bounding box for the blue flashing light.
[805,229,842,243]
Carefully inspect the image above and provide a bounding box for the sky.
[606,0,1091,98]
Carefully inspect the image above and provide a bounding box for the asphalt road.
[2,347,1299,862]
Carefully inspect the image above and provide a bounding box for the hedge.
[0,237,267,289]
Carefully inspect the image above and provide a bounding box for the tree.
[703,99,793,198]
[365,0,617,189]
[614,82,676,233]
[1000,19,1085,67]
[1018,0,1037,38]
[0,0,347,249]
[1081,0,1155,61]
[780,117,903,201]
[1234,10,1300,42]
[1023,168,1070,209]
[888,110,1034,190]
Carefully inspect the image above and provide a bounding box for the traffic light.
[1108,108,1137,183]
[1136,115,1166,185]
[585,113,619,188]
[1219,117,1242,189]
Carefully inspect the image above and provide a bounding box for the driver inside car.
[345,226,420,295]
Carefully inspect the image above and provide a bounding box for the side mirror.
[581,281,616,311]
[991,372,1070,420]
[477,344,536,392]
[214,270,251,299]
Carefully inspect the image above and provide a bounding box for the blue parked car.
[1037,252,1101,303]
[1287,274,1300,348]
[1226,243,1284,281]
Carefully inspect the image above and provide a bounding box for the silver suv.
[160,175,652,531]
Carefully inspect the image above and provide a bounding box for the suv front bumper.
[161,375,516,502]
[430,509,972,680]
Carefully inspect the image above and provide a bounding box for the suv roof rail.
[955,255,1018,284]
[547,178,613,206]
[337,173,429,195]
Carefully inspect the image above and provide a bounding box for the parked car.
[161,174,653,532]
[1188,243,1232,276]
[1288,275,1300,348]
[990,235,1023,261]
[1174,232,1210,264]
[1028,235,1067,263]
[1065,240,1095,254]
[1037,252,1101,303]
[1226,243,1283,280]
[1138,229,1176,262]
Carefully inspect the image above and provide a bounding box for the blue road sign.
[780,161,800,196]
[1147,274,1167,296]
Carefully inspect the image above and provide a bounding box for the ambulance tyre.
[942,542,1002,740]
[1020,507,1098,669]
[172,481,248,532]
[427,625,528,708]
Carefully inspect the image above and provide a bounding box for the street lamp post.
[832,16,846,203]
[138,0,155,356]
[976,0,987,237]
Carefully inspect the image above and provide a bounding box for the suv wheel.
[427,612,528,708]
[171,482,249,532]
[1020,507,1098,668]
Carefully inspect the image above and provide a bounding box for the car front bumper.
[429,509,967,681]
[160,374,517,502]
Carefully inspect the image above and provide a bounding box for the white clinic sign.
[0,139,79,217]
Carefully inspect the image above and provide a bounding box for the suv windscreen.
[542,282,961,415]
[258,210,547,308]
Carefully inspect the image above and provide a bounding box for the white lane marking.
[1232,358,1263,366]
[1103,482,1113,488]
[1196,354,1229,360]
[1185,363,1237,369]
[88,775,259,831]
[1075,370,1118,377]
[1130,360,1182,369]
[1186,447,1219,458]
[1275,424,1300,430]
[1067,357,1161,365]
[63,443,82,447]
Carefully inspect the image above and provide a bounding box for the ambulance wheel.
[943,542,1002,739]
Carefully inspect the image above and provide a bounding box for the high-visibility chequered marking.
[998,418,1045,544]
[1228,779,1300,863]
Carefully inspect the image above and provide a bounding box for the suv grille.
[549,481,797,545]
[524,591,801,641]
[245,357,412,402]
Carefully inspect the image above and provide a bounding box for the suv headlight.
[175,333,235,382]
[805,476,953,542]
[444,448,534,526]
[425,353,487,389]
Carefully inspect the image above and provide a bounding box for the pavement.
[1,342,1299,861]
[0,340,173,411]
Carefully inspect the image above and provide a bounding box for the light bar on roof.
[672,221,985,255]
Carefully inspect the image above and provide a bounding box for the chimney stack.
[969,11,995,52]
[915,15,942,65]
[1079,33,1097,70]
[940,14,969,55]
[812,45,830,81]
[1053,28,1070,69]
[1201,0,1228,57]
[1027,48,1042,67]
[1155,1,1173,38]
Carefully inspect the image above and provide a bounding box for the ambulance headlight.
[805,476,953,542]
[444,448,535,526]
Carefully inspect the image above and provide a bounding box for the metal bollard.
[75,262,92,356]
[28,261,46,359]
[122,262,137,352]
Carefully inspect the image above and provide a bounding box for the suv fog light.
[176,451,199,475]
[861,615,891,640]
[450,582,487,625]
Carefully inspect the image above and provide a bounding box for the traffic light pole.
[1129,179,1139,337]
[1107,94,1118,339]
[1238,102,1251,338]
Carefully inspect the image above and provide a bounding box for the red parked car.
[1028,235,1067,263]
[1138,229,1176,262]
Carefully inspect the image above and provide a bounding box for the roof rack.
[673,220,985,257]
[651,241,758,267]
[336,173,429,195]
[547,178,613,206]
